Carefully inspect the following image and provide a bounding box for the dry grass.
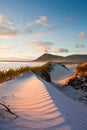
[0,62,53,83]
[67,62,87,85]
[0,66,30,83]
[76,62,87,77]
[0,63,52,119]
[0,61,70,83]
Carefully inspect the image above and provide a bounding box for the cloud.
[39,46,51,53]
[26,26,56,37]
[54,48,69,53]
[25,16,58,37]
[75,43,85,48]
[39,47,69,53]
[78,32,86,39]
[64,17,72,22]
[0,14,58,38]
[35,16,49,27]
[40,16,48,22]
[0,45,14,52]
[32,41,69,53]
[26,22,34,27]
[0,15,4,22]
[0,25,19,38]
[0,14,14,25]
[0,14,19,38]
[31,40,53,53]
[31,29,54,36]
[32,40,53,46]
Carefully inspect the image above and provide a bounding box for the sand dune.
[50,63,73,83]
[0,72,87,130]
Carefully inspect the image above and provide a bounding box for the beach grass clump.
[0,66,31,83]
[0,63,52,83]
[0,61,70,83]
[30,66,51,82]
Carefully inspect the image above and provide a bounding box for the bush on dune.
[76,62,87,77]
[67,62,87,90]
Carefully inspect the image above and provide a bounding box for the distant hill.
[65,55,87,63]
[33,53,87,63]
[34,53,63,61]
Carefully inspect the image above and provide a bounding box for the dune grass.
[67,62,87,85]
[0,66,30,83]
[0,63,52,119]
[0,62,52,83]
[0,61,71,83]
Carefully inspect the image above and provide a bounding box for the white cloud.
[78,32,86,39]
[31,40,53,53]
[35,19,42,25]
[27,29,54,37]
[32,40,53,46]
[0,25,19,38]
[35,16,49,27]
[0,14,13,25]
[40,16,48,22]
[40,46,51,53]
[25,17,58,37]
[54,48,69,53]
[0,15,4,22]
[37,30,52,36]
[75,43,85,48]
[0,14,19,38]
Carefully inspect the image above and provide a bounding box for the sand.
[0,70,87,130]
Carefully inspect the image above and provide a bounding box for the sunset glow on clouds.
[0,0,87,60]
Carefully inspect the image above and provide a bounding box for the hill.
[33,53,87,63]
[34,53,63,62]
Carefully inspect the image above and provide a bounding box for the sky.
[0,0,87,60]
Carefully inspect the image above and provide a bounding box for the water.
[0,62,45,71]
[0,61,78,72]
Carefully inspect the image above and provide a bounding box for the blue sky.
[0,0,87,60]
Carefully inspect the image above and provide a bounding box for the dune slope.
[0,73,87,130]
[49,63,73,83]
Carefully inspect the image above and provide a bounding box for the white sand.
[50,64,73,83]
[0,71,87,130]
